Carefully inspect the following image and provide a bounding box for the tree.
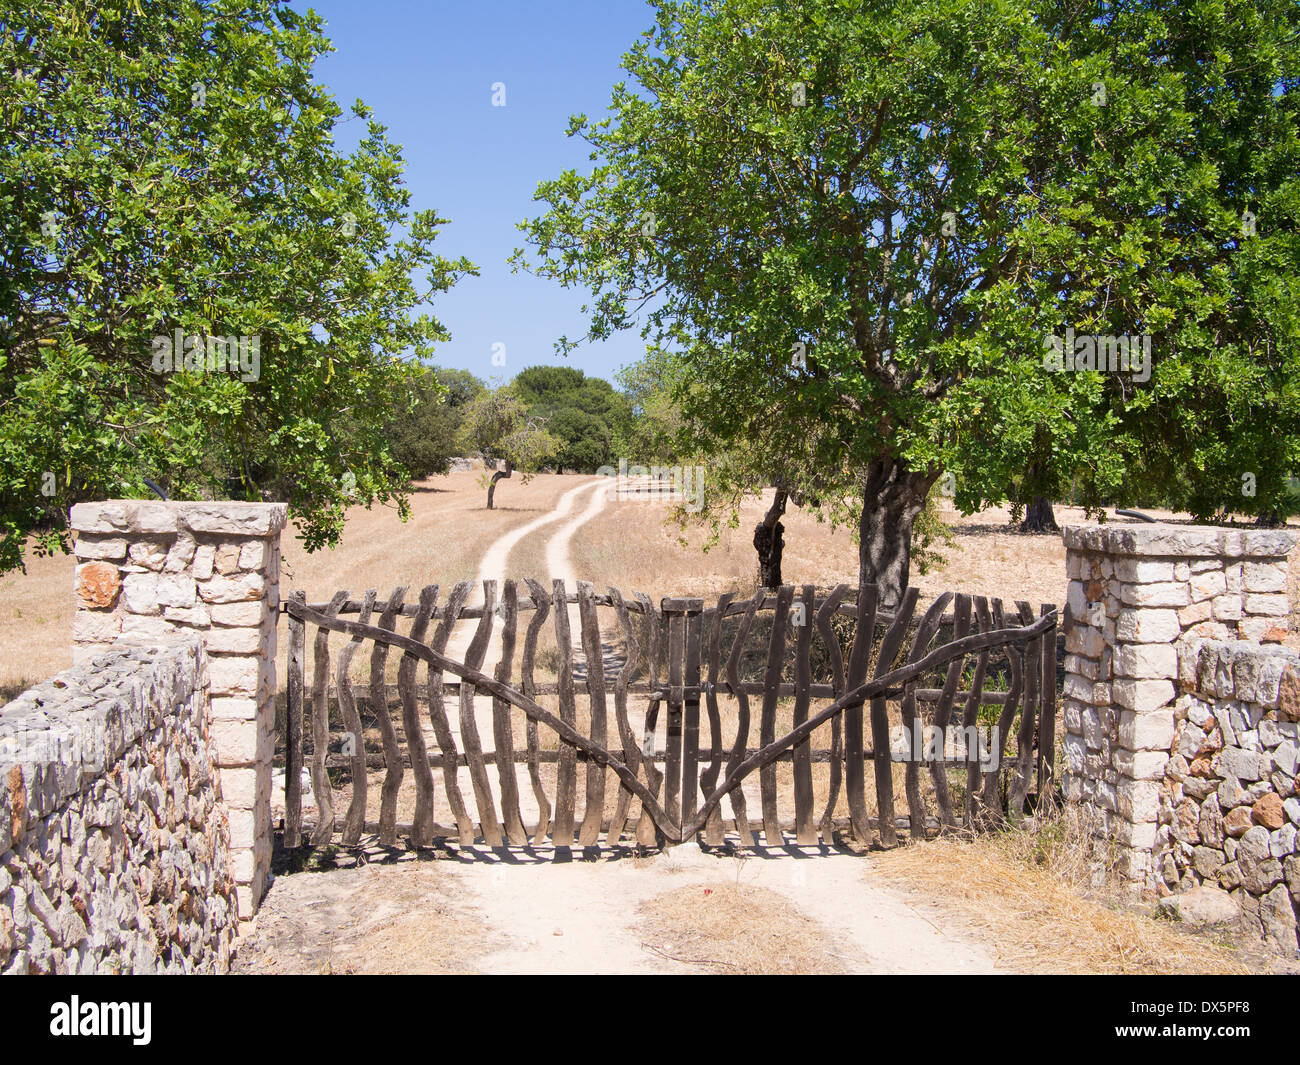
[0,0,474,572]
[386,366,485,480]
[458,387,559,508]
[515,0,1300,606]
[613,348,686,465]
[510,365,631,472]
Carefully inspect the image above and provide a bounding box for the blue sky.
[292,0,658,386]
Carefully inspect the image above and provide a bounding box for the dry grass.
[638,882,845,974]
[0,470,582,702]
[568,491,1103,609]
[866,808,1250,975]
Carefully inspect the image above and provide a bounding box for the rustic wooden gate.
[279,580,1057,851]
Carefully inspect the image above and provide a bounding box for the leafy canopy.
[510,365,632,473]
[515,0,1300,557]
[0,0,474,571]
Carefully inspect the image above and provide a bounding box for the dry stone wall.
[0,639,238,973]
[1163,641,1300,948]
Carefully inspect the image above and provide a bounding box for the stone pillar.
[1061,523,1296,889]
[69,501,286,920]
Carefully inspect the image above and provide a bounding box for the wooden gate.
[279,580,1057,851]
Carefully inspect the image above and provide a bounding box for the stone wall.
[1061,522,1298,948]
[1162,641,1300,948]
[70,500,286,919]
[0,639,238,973]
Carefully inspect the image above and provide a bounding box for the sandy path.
[454,477,604,616]
[439,477,610,823]
[458,844,1001,974]
[239,844,1005,975]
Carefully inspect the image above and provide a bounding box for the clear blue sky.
[290,0,658,386]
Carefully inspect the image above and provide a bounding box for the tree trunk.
[753,488,789,589]
[1020,494,1059,532]
[858,461,934,609]
[487,461,513,509]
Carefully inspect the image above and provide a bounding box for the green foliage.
[912,483,957,575]
[613,348,690,464]
[0,0,474,571]
[515,0,1300,588]
[510,365,631,472]
[458,386,559,499]
[385,366,485,480]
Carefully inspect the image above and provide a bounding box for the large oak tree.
[516,0,1299,605]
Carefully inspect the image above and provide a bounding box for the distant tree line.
[386,365,632,506]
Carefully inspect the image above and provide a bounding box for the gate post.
[70,500,286,921]
[660,597,703,842]
[1060,523,1296,892]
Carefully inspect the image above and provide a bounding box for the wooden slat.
[309,590,347,844]
[285,591,306,849]
[870,586,920,849]
[328,812,941,842]
[662,608,686,830]
[427,581,475,844]
[815,584,849,843]
[460,580,504,846]
[929,593,971,830]
[576,582,609,848]
[634,592,665,847]
[759,585,794,847]
[982,602,1023,824]
[336,588,376,845]
[493,580,528,844]
[552,578,578,847]
[900,592,953,840]
[844,583,879,845]
[312,591,984,627]
[1038,603,1058,803]
[606,586,645,844]
[521,578,553,844]
[792,585,817,845]
[963,597,993,827]
[723,594,761,848]
[1008,601,1040,819]
[702,593,735,846]
[681,605,704,838]
[371,586,407,846]
[401,585,439,847]
[356,679,1018,702]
